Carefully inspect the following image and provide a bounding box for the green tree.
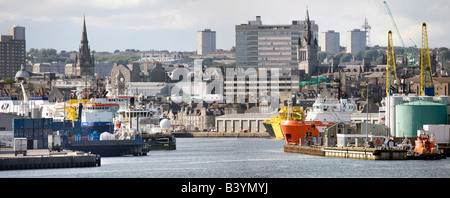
[318,52,328,62]
[354,51,364,61]
[340,53,352,62]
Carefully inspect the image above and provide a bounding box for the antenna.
[361,18,371,47]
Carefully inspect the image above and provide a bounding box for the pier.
[173,132,270,138]
[284,144,408,160]
[0,148,100,171]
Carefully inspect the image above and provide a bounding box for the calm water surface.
[1,138,449,178]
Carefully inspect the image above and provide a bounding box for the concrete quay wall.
[284,144,408,160]
[173,132,270,138]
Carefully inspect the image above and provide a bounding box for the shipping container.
[13,129,24,138]
[12,119,24,129]
[423,125,450,144]
[43,118,53,128]
[33,118,43,128]
[14,138,27,156]
[24,119,33,129]
[48,135,62,151]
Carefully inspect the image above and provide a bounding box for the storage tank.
[389,96,403,137]
[395,100,447,137]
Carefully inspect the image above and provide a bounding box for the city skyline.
[0,0,448,52]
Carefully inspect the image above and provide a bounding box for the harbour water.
[1,138,449,178]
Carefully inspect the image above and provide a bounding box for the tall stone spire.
[303,7,313,46]
[81,15,88,44]
[75,15,95,77]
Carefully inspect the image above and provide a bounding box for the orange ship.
[414,134,438,155]
[280,120,332,145]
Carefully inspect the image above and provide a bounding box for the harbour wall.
[173,132,270,138]
[284,144,408,160]
[0,149,100,171]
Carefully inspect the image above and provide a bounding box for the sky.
[0,0,448,53]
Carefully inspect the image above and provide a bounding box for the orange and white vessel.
[281,95,356,145]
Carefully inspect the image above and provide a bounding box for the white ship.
[304,95,356,125]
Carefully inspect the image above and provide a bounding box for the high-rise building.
[235,14,318,68]
[8,25,25,40]
[321,30,340,55]
[0,25,26,80]
[346,29,366,55]
[197,29,216,55]
[74,16,95,76]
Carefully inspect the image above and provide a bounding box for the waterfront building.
[74,17,95,77]
[197,29,216,55]
[0,25,26,80]
[346,29,366,55]
[235,12,318,68]
[321,30,340,55]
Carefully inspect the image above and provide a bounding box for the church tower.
[297,8,319,77]
[75,16,95,76]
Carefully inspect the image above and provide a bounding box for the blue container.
[24,119,33,129]
[43,118,53,128]
[33,118,43,128]
[13,129,24,138]
[12,119,24,129]
[24,129,33,138]
[34,129,44,139]
[52,121,63,129]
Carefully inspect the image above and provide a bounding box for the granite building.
[74,17,95,76]
[235,12,318,68]
[297,9,319,77]
[0,25,26,80]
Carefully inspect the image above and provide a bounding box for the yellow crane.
[386,30,398,96]
[420,23,434,96]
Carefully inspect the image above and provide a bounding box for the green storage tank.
[395,100,447,137]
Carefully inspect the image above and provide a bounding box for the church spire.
[81,15,88,44]
[303,7,313,46]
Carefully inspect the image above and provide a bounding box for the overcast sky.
[0,0,448,52]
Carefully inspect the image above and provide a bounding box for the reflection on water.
[1,138,449,178]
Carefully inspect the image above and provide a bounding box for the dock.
[284,144,408,160]
[0,148,100,171]
[173,132,270,138]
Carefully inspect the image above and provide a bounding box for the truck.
[48,134,62,152]
[14,138,27,156]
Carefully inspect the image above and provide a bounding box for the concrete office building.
[197,29,216,55]
[346,29,366,55]
[321,30,340,54]
[235,13,318,68]
[0,25,26,80]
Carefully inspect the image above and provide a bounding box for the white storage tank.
[389,96,403,137]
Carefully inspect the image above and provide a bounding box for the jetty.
[0,148,100,171]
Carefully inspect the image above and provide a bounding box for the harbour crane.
[386,30,398,96]
[420,23,434,96]
[383,1,416,66]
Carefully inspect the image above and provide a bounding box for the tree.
[340,53,352,62]
[2,78,15,84]
[318,52,328,62]
[354,51,364,61]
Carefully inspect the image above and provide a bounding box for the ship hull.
[69,140,148,157]
[263,123,276,138]
[280,120,324,145]
[271,122,284,139]
[142,133,176,150]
